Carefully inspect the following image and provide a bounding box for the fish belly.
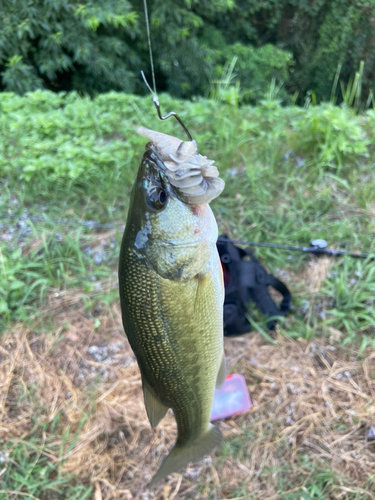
[119,244,224,480]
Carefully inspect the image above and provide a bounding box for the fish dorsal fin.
[142,377,169,429]
[137,126,225,205]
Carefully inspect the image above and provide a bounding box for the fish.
[118,126,225,485]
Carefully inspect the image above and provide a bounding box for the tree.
[1,0,374,103]
[0,0,139,93]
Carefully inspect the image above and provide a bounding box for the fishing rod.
[229,239,374,259]
[1,213,374,260]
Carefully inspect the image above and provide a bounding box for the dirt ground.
[1,279,375,500]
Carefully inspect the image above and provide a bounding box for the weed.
[1,90,374,346]
[1,90,375,498]
[2,424,93,500]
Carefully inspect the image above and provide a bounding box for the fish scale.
[120,250,222,431]
[118,136,225,484]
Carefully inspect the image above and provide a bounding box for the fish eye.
[146,186,168,210]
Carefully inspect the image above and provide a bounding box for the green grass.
[2,444,92,500]
[1,90,375,338]
[1,89,375,498]
[2,417,93,500]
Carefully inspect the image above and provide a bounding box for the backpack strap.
[248,273,291,330]
[240,244,291,329]
[217,235,252,336]
[217,235,292,333]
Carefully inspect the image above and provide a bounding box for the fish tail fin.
[149,424,222,486]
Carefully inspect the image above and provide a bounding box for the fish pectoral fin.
[216,352,226,389]
[149,424,223,486]
[219,260,225,303]
[142,377,169,429]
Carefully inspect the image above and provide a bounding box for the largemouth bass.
[118,126,225,484]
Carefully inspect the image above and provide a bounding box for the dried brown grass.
[1,289,375,499]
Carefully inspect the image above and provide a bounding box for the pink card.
[211,373,252,421]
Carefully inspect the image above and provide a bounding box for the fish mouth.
[140,145,178,200]
[139,128,225,205]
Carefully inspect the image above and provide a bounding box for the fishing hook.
[141,71,193,142]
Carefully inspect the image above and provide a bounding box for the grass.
[2,436,93,500]
[1,89,375,498]
[2,323,375,499]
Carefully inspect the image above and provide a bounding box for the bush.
[217,44,293,103]
[1,90,375,335]
[1,1,374,103]
[0,0,139,94]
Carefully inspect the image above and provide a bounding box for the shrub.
[0,0,139,94]
[2,0,374,103]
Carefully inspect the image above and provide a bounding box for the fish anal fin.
[142,378,168,429]
[149,424,222,486]
[216,353,226,389]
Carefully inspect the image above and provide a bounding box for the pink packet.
[210,373,252,422]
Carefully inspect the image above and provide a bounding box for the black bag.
[217,235,291,336]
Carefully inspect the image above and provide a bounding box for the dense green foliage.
[1,0,374,102]
[1,0,139,94]
[1,90,375,353]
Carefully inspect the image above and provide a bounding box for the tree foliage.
[0,0,140,94]
[0,0,374,102]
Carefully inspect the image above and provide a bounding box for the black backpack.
[216,235,291,336]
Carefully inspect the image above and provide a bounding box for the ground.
[2,267,375,499]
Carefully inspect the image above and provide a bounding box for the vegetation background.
[1,1,375,499]
[1,0,375,103]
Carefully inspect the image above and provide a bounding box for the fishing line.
[140,0,193,141]
[142,0,156,95]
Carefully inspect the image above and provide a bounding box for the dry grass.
[1,286,375,499]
